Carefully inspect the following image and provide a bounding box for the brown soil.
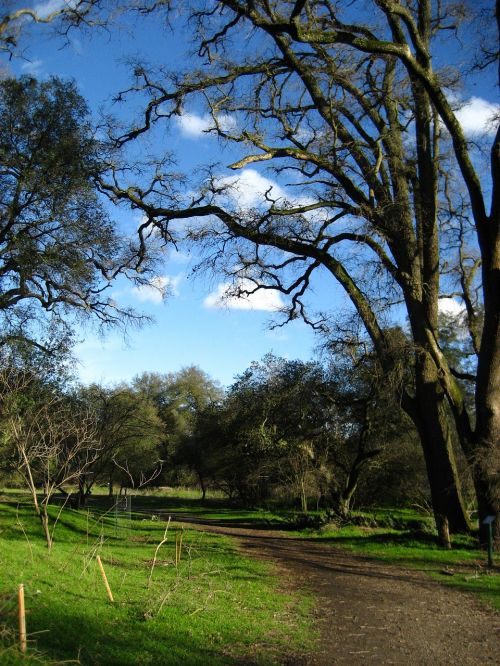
[173,516,500,665]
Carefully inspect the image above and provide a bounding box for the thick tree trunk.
[335,466,364,519]
[411,361,471,533]
[473,233,500,543]
[336,493,353,520]
[435,514,451,549]
[76,478,87,508]
[197,471,207,501]
[473,468,499,545]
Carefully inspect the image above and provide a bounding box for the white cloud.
[455,97,499,135]
[132,275,181,304]
[21,59,43,76]
[33,1,74,18]
[438,297,465,318]
[204,279,284,311]
[216,169,320,218]
[438,298,470,341]
[69,36,84,56]
[166,249,191,264]
[176,112,236,138]
[216,169,288,209]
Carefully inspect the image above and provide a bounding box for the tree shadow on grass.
[232,534,487,596]
[313,529,441,547]
[24,596,238,666]
[312,529,482,554]
[87,495,231,514]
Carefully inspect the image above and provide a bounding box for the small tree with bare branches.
[1,368,101,551]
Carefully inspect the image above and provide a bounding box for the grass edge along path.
[0,499,318,665]
[305,510,500,612]
[135,497,500,614]
[130,494,500,614]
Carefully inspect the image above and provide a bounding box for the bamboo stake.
[96,555,114,602]
[18,583,27,653]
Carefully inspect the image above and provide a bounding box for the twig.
[62,501,120,572]
[80,539,103,578]
[175,527,184,568]
[148,516,171,587]
[49,492,71,548]
[156,577,182,615]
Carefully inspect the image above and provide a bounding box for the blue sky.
[2,1,498,388]
[2,2,327,387]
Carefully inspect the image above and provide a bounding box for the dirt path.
[172,516,500,665]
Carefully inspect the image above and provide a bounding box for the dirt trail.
[172,516,500,665]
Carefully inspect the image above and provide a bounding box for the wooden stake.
[18,583,27,653]
[96,555,114,602]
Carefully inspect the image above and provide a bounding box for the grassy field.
[1,490,498,664]
[0,492,316,665]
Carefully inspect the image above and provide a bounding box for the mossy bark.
[410,355,471,534]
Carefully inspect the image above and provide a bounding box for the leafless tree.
[1,368,101,551]
[94,0,499,541]
[6,1,497,541]
[0,1,108,55]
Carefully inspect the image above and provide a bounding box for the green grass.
[2,491,497,665]
[83,494,499,614]
[104,494,499,614]
[0,498,316,665]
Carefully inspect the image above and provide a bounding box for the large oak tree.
[6,1,497,539]
[98,0,499,540]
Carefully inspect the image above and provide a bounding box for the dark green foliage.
[133,367,224,488]
[0,75,148,348]
[74,383,166,500]
[179,351,420,515]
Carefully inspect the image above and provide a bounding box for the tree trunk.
[473,245,500,544]
[336,495,352,520]
[411,358,471,533]
[473,469,499,545]
[197,471,207,501]
[337,471,362,519]
[300,477,308,514]
[435,515,451,549]
[76,478,86,508]
[40,508,52,552]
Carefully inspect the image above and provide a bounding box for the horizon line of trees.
[0,319,474,548]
